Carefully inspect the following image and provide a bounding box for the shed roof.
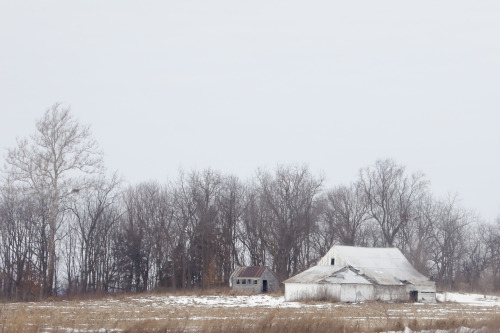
[230,266,267,278]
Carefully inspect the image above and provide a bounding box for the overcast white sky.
[1,1,499,222]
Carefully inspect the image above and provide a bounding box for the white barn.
[284,246,436,303]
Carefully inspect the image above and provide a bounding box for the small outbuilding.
[284,246,436,303]
[230,266,279,293]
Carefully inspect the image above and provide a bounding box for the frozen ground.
[120,292,500,311]
[1,292,498,332]
[125,291,500,308]
[436,292,500,307]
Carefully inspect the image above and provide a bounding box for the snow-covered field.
[1,292,499,332]
[133,292,500,308]
[436,292,500,307]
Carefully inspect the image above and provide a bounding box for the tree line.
[1,105,499,300]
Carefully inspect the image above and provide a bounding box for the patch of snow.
[126,294,315,309]
[386,327,488,333]
[436,292,500,307]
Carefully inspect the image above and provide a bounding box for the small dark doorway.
[410,290,418,302]
[331,258,335,265]
[263,280,268,293]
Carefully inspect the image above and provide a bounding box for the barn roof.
[283,266,371,285]
[328,246,433,286]
[285,246,434,287]
[230,266,267,278]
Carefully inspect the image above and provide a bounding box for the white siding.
[285,283,341,302]
[285,283,436,303]
[406,284,436,303]
[371,285,407,301]
[339,284,374,302]
[285,283,376,302]
[317,247,341,266]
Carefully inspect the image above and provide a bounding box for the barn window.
[236,279,240,284]
[254,280,258,284]
[242,279,246,284]
[247,279,251,284]
[331,258,335,265]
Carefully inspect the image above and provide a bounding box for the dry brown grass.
[0,293,499,333]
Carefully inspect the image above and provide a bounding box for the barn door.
[410,290,418,302]
[263,280,268,293]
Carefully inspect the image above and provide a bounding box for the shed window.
[247,279,251,284]
[242,279,246,284]
[254,280,258,284]
[331,258,335,265]
[236,279,240,284]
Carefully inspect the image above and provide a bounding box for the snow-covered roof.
[283,265,371,285]
[324,246,434,286]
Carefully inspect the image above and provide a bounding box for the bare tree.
[67,174,122,293]
[321,183,369,246]
[3,104,103,295]
[400,194,438,275]
[239,183,268,267]
[358,159,428,247]
[461,223,492,291]
[257,165,323,281]
[170,169,223,289]
[428,195,476,287]
[215,176,244,285]
[0,186,42,299]
[188,169,222,288]
[116,184,161,292]
[482,219,500,291]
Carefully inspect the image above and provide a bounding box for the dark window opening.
[247,279,251,284]
[236,279,240,284]
[242,279,246,284]
[254,280,258,284]
[410,290,418,302]
[331,258,335,265]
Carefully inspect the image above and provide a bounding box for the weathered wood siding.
[231,268,279,293]
[285,283,375,302]
[261,269,279,292]
[285,283,436,303]
[232,277,263,293]
[406,284,436,302]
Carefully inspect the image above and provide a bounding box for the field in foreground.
[1,292,499,333]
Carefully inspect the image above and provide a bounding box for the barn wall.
[285,283,341,302]
[406,285,436,302]
[339,284,374,302]
[317,247,352,267]
[285,283,436,303]
[261,269,279,292]
[317,247,338,266]
[371,285,407,301]
[285,284,376,302]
